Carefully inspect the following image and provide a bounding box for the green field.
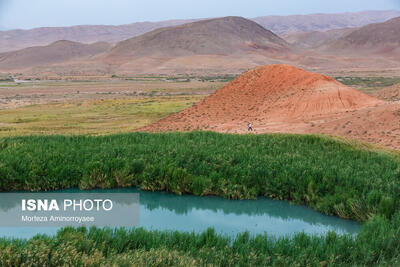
[335,76,400,94]
[0,96,204,136]
[0,132,400,265]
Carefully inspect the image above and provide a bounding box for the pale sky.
[0,0,399,30]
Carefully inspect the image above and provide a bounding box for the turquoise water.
[0,188,361,239]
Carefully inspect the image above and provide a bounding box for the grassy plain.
[0,96,204,136]
[0,78,225,136]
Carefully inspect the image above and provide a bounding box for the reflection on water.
[0,188,361,239]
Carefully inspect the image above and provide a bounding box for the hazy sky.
[0,0,399,30]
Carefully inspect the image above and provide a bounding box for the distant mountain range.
[0,40,111,70]
[325,16,400,58]
[0,10,399,53]
[253,10,400,34]
[0,19,197,53]
[283,28,355,48]
[1,12,400,76]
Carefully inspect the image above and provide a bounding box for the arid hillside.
[0,40,111,70]
[141,64,400,150]
[326,16,400,58]
[96,17,294,75]
[0,20,196,53]
[2,15,400,76]
[1,10,399,53]
[103,17,289,63]
[283,28,355,48]
[373,83,400,101]
[141,64,381,131]
[253,10,400,34]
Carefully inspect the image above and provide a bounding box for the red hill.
[141,64,382,133]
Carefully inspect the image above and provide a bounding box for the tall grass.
[1,132,400,265]
[1,214,400,266]
[0,132,399,222]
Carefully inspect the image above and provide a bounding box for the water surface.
[0,188,361,239]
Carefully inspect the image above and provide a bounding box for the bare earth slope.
[326,16,400,58]
[312,104,400,150]
[373,84,400,101]
[141,64,400,150]
[0,40,111,70]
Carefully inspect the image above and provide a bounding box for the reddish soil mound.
[141,64,382,132]
[140,64,400,150]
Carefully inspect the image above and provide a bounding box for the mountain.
[0,40,111,70]
[1,10,399,53]
[97,17,292,75]
[0,17,292,75]
[103,17,289,63]
[3,14,400,75]
[326,16,400,58]
[253,10,400,34]
[282,28,355,48]
[0,19,196,53]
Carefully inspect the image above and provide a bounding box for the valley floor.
[0,78,223,136]
[0,75,399,150]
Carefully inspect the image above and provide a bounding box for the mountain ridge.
[325,16,400,58]
[1,10,399,53]
[0,40,111,70]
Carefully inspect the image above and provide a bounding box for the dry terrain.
[2,16,400,76]
[141,65,400,150]
[1,10,398,53]
[324,16,400,59]
[0,41,111,70]
[283,28,355,49]
[253,10,400,34]
[0,19,197,53]
[373,83,400,101]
